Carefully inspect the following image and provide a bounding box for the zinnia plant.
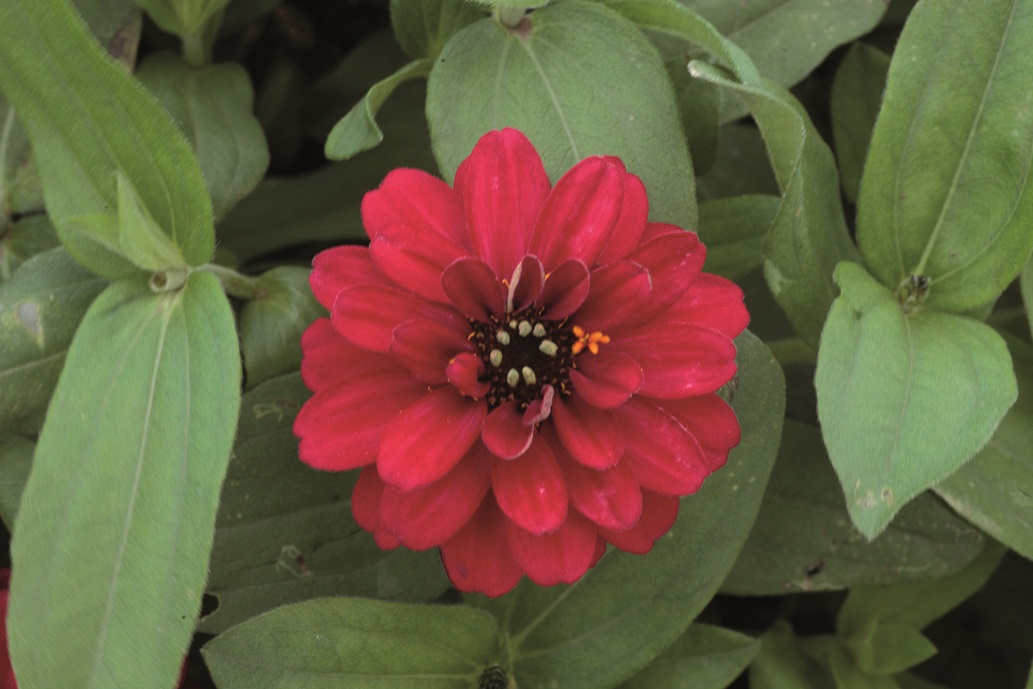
[293,128,748,595]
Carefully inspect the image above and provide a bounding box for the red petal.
[332,283,460,353]
[361,168,466,245]
[615,398,710,495]
[460,129,551,279]
[351,467,401,550]
[300,319,400,393]
[537,259,590,320]
[613,322,738,398]
[569,350,643,409]
[507,255,545,313]
[492,439,568,534]
[446,352,491,399]
[522,385,555,425]
[574,261,653,332]
[506,509,601,586]
[294,373,425,471]
[597,173,648,264]
[380,446,492,549]
[531,156,625,271]
[659,273,750,339]
[390,318,472,384]
[663,394,741,472]
[620,228,705,327]
[377,388,487,490]
[600,490,679,554]
[440,499,523,596]
[481,401,535,460]
[562,456,642,532]
[551,395,624,469]
[310,246,387,310]
[440,257,506,321]
[370,225,468,303]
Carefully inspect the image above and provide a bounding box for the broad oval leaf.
[830,43,890,204]
[815,261,1017,538]
[857,0,1033,312]
[137,53,270,222]
[0,248,106,432]
[7,272,241,689]
[690,62,859,347]
[390,0,485,60]
[200,373,449,634]
[426,0,697,227]
[202,597,501,688]
[475,331,784,689]
[0,0,214,277]
[618,624,759,689]
[722,420,985,595]
[934,333,1033,560]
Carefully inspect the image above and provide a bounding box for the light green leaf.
[845,621,935,676]
[200,373,450,634]
[857,0,1033,312]
[427,0,697,227]
[815,261,1017,537]
[325,58,432,161]
[696,195,779,280]
[115,170,187,271]
[0,0,214,277]
[934,333,1033,560]
[619,624,759,689]
[828,647,901,689]
[666,57,720,176]
[203,598,502,688]
[0,98,40,217]
[7,271,241,689]
[722,420,985,596]
[678,0,887,121]
[390,0,485,59]
[476,331,784,689]
[830,43,890,204]
[0,434,33,529]
[837,540,1006,636]
[75,0,142,64]
[239,266,324,388]
[1024,256,1033,334]
[133,0,230,36]
[749,623,818,689]
[690,62,860,347]
[137,52,269,222]
[0,249,106,432]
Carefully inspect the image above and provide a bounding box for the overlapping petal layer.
[295,128,748,596]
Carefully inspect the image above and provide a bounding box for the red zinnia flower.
[294,128,748,596]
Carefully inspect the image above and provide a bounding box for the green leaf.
[666,58,720,176]
[1023,256,1033,335]
[136,52,269,222]
[239,266,324,388]
[0,249,107,432]
[0,215,60,283]
[201,373,449,634]
[0,98,41,217]
[696,195,779,280]
[221,79,435,263]
[115,170,188,270]
[830,43,890,204]
[934,333,1033,560]
[845,621,936,676]
[0,433,32,529]
[426,0,697,227]
[690,62,860,347]
[133,0,230,36]
[476,330,784,689]
[678,0,887,121]
[815,261,1017,537]
[202,597,502,688]
[7,271,241,689]
[857,0,1033,312]
[618,624,759,689]
[0,0,214,278]
[828,646,901,689]
[325,58,432,161]
[390,0,485,59]
[697,124,778,201]
[749,623,818,689]
[722,420,985,596]
[837,540,1006,636]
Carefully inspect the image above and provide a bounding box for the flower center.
[469,306,581,411]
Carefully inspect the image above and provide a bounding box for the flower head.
[294,129,748,596]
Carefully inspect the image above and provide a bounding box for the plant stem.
[198,263,263,300]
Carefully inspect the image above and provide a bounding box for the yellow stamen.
[572,326,609,356]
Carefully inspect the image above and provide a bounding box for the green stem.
[495,6,528,27]
[198,263,263,300]
[181,30,208,68]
